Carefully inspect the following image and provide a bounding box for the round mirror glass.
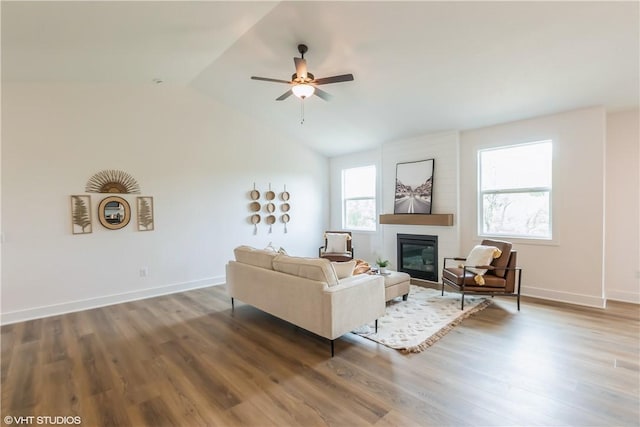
[98,196,131,230]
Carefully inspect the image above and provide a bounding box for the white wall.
[329,148,382,263]
[329,107,636,307]
[329,131,460,280]
[380,132,460,280]
[1,82,329,324]
[460,107,607,307]
[605,109,640,303]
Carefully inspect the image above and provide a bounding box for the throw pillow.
[234,246,278,270]
[264,243,287,255]
[353,259,371,275]
[331,260,357,279]
[325,233,349,253]
[464,245,502,285]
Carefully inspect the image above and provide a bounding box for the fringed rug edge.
[400,298,493,353]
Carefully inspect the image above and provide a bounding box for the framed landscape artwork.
[394,159,434,214]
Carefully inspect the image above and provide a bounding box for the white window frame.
[342,165,377,232]
[478,140,553,241]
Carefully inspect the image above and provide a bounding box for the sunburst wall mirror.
[86,169,141,194]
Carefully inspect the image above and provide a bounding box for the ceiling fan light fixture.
[292,84,315,99]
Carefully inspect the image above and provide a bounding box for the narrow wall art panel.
[137,196,154,231]
[71,195,92,234]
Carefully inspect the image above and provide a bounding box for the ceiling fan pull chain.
[300,100,305,125]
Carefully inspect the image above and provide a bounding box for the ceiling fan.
[251,44,354,102]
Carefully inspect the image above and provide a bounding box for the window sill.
[476,234,559,246]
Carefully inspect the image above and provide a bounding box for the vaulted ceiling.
[3,1,638,157]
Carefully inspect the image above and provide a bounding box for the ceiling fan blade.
[251,76,292,84]
[313,87,333,101]
[313,74,354,85]
[276,89,293,101]
[294,57,307,80]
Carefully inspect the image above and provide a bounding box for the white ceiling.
[3,1,638,157]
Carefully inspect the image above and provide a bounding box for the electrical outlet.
[140,267,148,277]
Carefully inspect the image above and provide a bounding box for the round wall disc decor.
[281,184,290,201]
[266,214,276,233]
[281,213,290,233]
[250,213,261,235]
[250,182,260,200]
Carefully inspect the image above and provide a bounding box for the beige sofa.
[226,246,386,356]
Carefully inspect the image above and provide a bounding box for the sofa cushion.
[443,267,507,288]
[331,260,356,279]
[382,271,411,287]
[234,246,278,270]
[320,250,353,258]
[273,254,339,286]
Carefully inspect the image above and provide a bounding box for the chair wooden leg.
[441,282,445,296]
[461,292,465,310]
[375,319,378,333]
[331,340,335,357]
[231,297,234,311]
[402,294,408,301]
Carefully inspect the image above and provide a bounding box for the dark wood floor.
[1,284,639,426]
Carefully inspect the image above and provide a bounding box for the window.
[479,140,552,239]
[342,165,376,231]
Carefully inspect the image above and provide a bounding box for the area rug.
[353,285,492,353]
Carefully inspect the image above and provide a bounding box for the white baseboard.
[605,289,640,304]
[523,286,606,308]
[424,279,610,308]
[1,276,226,325]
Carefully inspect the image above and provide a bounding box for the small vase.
[379,267,388,274]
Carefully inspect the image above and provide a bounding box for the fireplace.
[397,234,438,282]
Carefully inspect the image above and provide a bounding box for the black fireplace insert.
[397,234,438,282]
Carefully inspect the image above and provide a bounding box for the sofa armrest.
[226,260,327,318]
[323,274,385,339]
